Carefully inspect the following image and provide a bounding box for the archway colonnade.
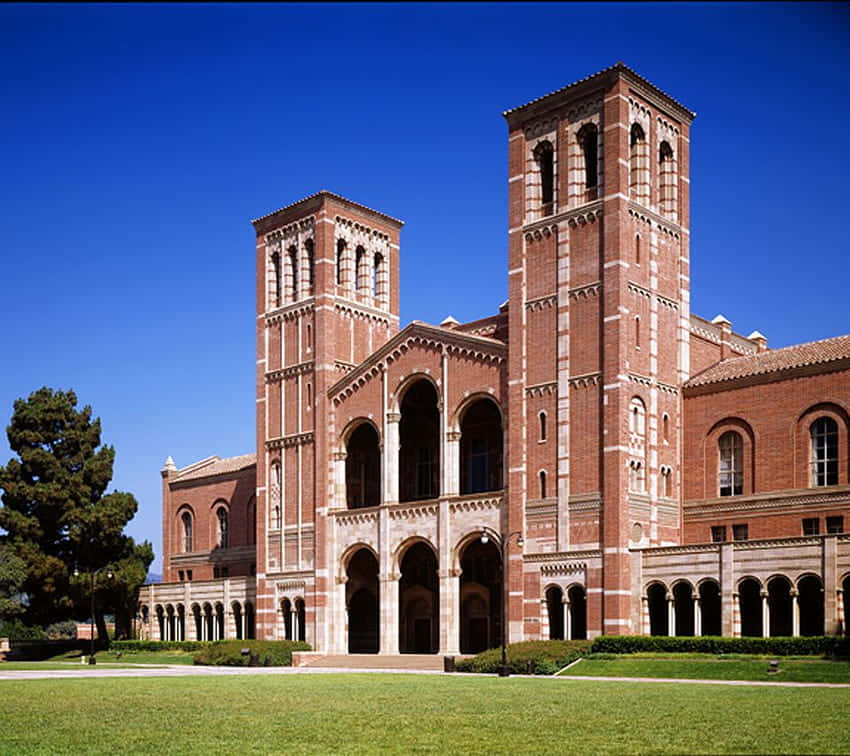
[145,600,256,641]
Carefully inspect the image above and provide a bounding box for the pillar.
[667,593,675,636]
[732,592,740,638]
[385,414,400,504]
[379,573,399,654]
[563,597,571,640]
[641,596,650,635]
[291,610,299,641]
[693,595,701,637]
[440,569,461,655]
[445,432,461,497]
[791,589,800,637]
[332,451,347,508]
[837,586,845,635]
[761,590,769,638]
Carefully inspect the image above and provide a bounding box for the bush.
[46,621,78,640]
[455,640,590,674]
[590,635,850,658]
[111,640,207,653]
[193,640,311,667]
[0,619,46,640]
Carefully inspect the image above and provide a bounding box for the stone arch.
[672,580,695,636]
[190,602,202,640]
[155,604,165,640]
[737,576,763,637]
[397,539,439,654]
[705,417,756,498]
[767,575,793,636]
[458,534,502,654]
[457,395,503,495]
[398,377,440,502]
[244,601,255,639]
[339,541,379,577]
[343,419,381,510]
[340,416,382,447]
[544,584,564,640]
[294,597,306,643]
[795,402,850,487]
[231,601,243,640]
[796,573,824,636]
[646,581,668,636]
[280,597,293,641]
[390,371,441,415]
[346,547,379,654]
[566,583,587,640]
[451,391,504,433]
[697,578,722,636]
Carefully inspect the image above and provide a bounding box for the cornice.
[526,381,556,398]
[251,190,403,233]
[265,300,314,325]
[333,299,395,326]
[525,294,556,312]
[683,485,850,516]
[570,372,601,389]
[266,361,314,383]
[525,548,602,563]
[522,202,603,236]
[264,216,315,246]
[569,281,601,300]
[265,432,314,450]
[627,204,681,239]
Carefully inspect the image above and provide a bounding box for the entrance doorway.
[346,548,379,653]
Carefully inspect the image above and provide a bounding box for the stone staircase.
[298,653,449,671]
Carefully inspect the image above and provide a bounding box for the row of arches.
[335,239,389,309]
[145,600,256,641]
[344,382,503,509]
[645,574,842,637]
[271,239,315,308]
[544,585,588,640]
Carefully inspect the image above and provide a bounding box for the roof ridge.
[251,190,404,228]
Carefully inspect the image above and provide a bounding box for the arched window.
[270,250,282,309]
[635,316,641,348]
[305,239,315,296]
[373,253,382,298]
[534,140,554,214]
[270,462,282,528]
[306,323,312,351]
[629,397,646,437]
[659,140,676,218]
[660,467,672,498]
[811,417,839,486]
[217,506,228,548]
[286,245,298,302]
[539,470,547,498]
[355,246,366,292]
[181,511,193,553]
[629,460,645,492]
[336,240,345,286]
[306,382,312,409]
[630,123,649,203]
[662,413,670,444]
[718,431,743,496]
[635,234,641,266]
[539,411,547,442]
[578,123,598,193]
[373,252,388,308]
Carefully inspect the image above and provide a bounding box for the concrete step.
[302,654,448,671]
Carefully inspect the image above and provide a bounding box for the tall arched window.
[635,316,641,348]
[539,470,547,498]
[181,511,193,553]
[372,253,381,298]
[270,461,282,528]
[217,506,229,548]
[355,246,366,292]
[578,123,598,194]
[306,323,312,351]
[629,397,646,492]
[629,397,646,437]
[534,140,554,215]
[718,431,743,496]
[630,123,649,203]
[305,239,315,296]
[635,234,641,266]
[270,250,282,309]
[811,417,839,486]
[659,140,676,218]
[662,413,670,444]
[286,245,298,302]
[336,239,345,287]
[539,411,547,442]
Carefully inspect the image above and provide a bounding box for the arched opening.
[232,602,243,640]
[336,239,346,287]
[176,604,185,641]
[305,239,315,296]
[459,537,502,654]
[295,598,306,643]
[286,245,298,302]
[630,122,648,203]
[398,542,438,654]
[245,602,255,639]
[191,604,201,641]
[539,411,547,442]
[346,423,380,509]
[798,575,824,636]
[399,380,439,502]
[534,140,554,215]
[568,585,587,640]
[635,234,641,266]
[181,510,193,553]
[811,417,839,486]
[545,586,564,640]
[738,579,763,637]
[346,548,379,654]
[165,605,175,641]
[203,603,214,641]
[699,580,722,636]
[659,140,676,218]
[673,582,695,636]
[768,576,792,636]
[281,598,293,641]
[647,583,668,636]
[719,431,743,497]
[355,245,366,292]
[539,470,547,499]
[459,398,502,495]
[155,605,164,640]
[271,250,282,308]
[216,505,229,548]
[578,123,598,197]
[214,602,225,640]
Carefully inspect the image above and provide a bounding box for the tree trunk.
[95,607,109,648]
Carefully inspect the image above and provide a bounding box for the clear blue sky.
[2,3,849,573]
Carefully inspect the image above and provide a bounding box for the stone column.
[440,569,461,655]
[379,573,399,654]
[641,596,650,635]
[667,593,675,636]
[791,590,800,637]
[761,590,769,638]
[332,451,347,508]
[445,432,461,498]
[837,586,846,636]
[291,611,299,642]
[226,611,234,640]
[563,597,571,641]
[693,595,701,637]
[385,414,400,504]
[332,577,348,654]
[242,611,247,641]
[732,592,740,638]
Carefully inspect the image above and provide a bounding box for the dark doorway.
[460,398,503,494]
[673,582,695,636]
[399,542,438,654]
[546,586,564,640]
[568,585,587,640]
[699,580,721,636]
[647,583,668,636]
[739,579,762,637]
[798,575,824,636]
[460,538,502,654]
[768,577,792,637]
[346,423,380,509]
[399,380,439,501]
[347,549,379,654]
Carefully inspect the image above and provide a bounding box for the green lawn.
[0,648,197,670]
[1,674,849,754]
[562,654,850,683]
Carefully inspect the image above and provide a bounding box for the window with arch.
[539,470,547,498]
[635,234,641,266]
[578,124,598,193]
[216,506,229,548]
[355,246,366,292]
[630,122,649,203]
[373,252,388,308]
[306,382,312,410]
[662,413,670,444]
[336,239,345,287]
[181,511,193,553]
[811,417,839,486]
[270,250,282,309]
[629,460,645,492]
[660,466,672,498]
[659,140,676,218]
[539,411,547,442]
[305,239,315,296]
[534,140,554,214]
[373,253,382,299]
[286,245,298,302]
[718,431,743,497]
[306,323,312,351]
[635,316,641,349]
[270,461,282,527]
[629,397,646,437]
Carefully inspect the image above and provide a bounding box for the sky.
[1,3,849,573]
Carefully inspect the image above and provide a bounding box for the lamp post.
[74,566,113,664]
[480,527,524,677]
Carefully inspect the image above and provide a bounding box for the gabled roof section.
[173,453,256,482]
[685,334,850,392]
[328,321,506,401]
[251,190,404,231]
[503,62,695,126]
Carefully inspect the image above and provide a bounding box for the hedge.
[589,635,850,657]
[455,640,591,674]
[111,640,208,653]
[193,640,311,667]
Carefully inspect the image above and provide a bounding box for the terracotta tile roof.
[685,334,850,389]
[174,453,256,482]
[251,190,404,228]
[502,62,695,120]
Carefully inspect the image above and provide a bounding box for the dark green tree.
[0,387,153,640]
[0,542,27,620]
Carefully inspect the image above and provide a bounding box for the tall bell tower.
[503,64,695,636]
[251,191,403,644]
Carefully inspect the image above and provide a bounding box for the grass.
[0,649,197,669]
[1,674,849,754]
[562,653,850,683]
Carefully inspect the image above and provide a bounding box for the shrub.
[111,640,207,653]
[46,621,78,640]
[0,619,46,640]
[455,640,590,674]
[590,635,850,657]
[192,640,311,667]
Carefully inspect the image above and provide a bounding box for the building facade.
[140,63,850,652]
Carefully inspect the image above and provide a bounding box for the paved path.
[2,665,850,687]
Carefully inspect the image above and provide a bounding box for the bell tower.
[503,64,695,637]
[251,191,403,643]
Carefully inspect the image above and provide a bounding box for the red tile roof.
[685,334,850,389]
[174,453,256,482]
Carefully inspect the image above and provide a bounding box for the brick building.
[140,63,850,651]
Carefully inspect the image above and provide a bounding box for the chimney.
[748,330,768,353]
[712,314,733,360]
